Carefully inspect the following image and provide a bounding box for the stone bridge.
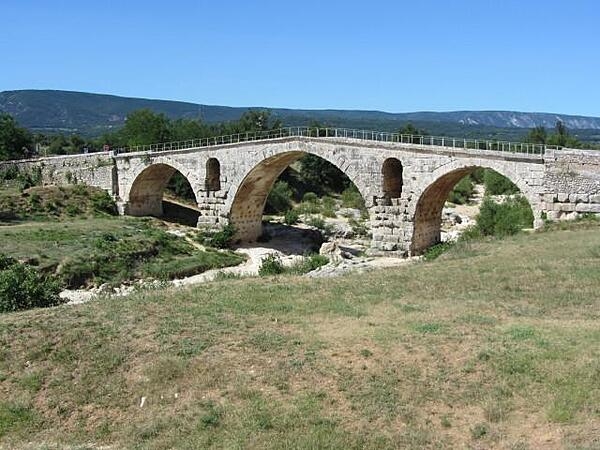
[5,128,600,256]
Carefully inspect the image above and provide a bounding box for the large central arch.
[229,150,370,242]
[410,162,539,255]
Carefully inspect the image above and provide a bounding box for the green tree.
[121,109,172,146]
[526,126,547,144]
[0,113,33,160]
[547,121,581,148]
[399,123,427,136]
[237,110,282,133]
[170,118,211,141]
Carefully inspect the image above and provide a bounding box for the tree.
[121,109,172,146]
[526,125,547,144]
[170,118,211,141]
[399,123,427,136]
[232,110,282,134]
[0,113,33,160]
[546,121,581,148]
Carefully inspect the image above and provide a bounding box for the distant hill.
[2,89,600,142]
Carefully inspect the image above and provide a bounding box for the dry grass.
[0,223,599,449]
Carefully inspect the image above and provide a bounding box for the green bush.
[476,196,533,237]
[0,255,62,313]
[201,224,237,249]
[289,254,328,274]
[258,254,285,276]
[349,218,368,237]
[341,185,365,209]
[423,242,454,261]
[470,168,486,184]
[266,181,293,213]
[284,209,299,225]
[0,164,19,181]
[320,196,337,218]
[302,192,318,204]
[297,201,320,215]
[448,176,474,204]
[91,191,118,215]
[484,170,519,195]
[16,167,43,191]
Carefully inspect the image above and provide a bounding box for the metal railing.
[111,126,558,157]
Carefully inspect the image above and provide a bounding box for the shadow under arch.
[410,165,536,255]
[229,150,368,242]
[127,163,198,220]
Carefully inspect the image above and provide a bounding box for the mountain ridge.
[2,89,600,138]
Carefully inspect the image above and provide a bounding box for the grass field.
[0,222,599,449]
[0,184,244,289]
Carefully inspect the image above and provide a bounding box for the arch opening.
[411,167,534,255]
[229,151,368,243]
[205,158,221,191]
[128,163,200,226]
[382,158,403,201]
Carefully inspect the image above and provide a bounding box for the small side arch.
[382,157,403,200]
[205,158,221,191]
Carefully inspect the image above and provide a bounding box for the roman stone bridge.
[5,128,600,255]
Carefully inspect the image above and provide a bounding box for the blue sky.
[1,0,599,116]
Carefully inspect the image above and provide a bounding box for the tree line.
[0,110,594,162]
[0,109,283,161]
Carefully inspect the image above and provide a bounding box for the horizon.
[1,1,599,116]
[3,88,600,120]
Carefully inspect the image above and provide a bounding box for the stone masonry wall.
[541,149,600,220]
[0,152,116,193]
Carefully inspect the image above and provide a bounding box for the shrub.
[297,201,320,215]
[423,242,454,261]
[349,218,368,237]
[302,192,318,204]
[476,196,533,237]
[484,170,519,195]
[293,254,328,274]
[284,209,299,225]
[0,255,62,313]
[258,254,285,276]
[266,181,293,213]
[341,186,365,209]
[0,164,19,181]
[201,224,236,249]
[306,216,325,229]
[91,191,118,215]
[448,176,474,204]
[470,168,485,184]
[16,167,43,191]
[320,196,337,217]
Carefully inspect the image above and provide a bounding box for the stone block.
[554,203,575,212]
[557,193,569,202]
[575,203,600,213]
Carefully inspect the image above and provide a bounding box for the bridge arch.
[410,160,540,255]
[228,149,370,242]
[126,162,199,217]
